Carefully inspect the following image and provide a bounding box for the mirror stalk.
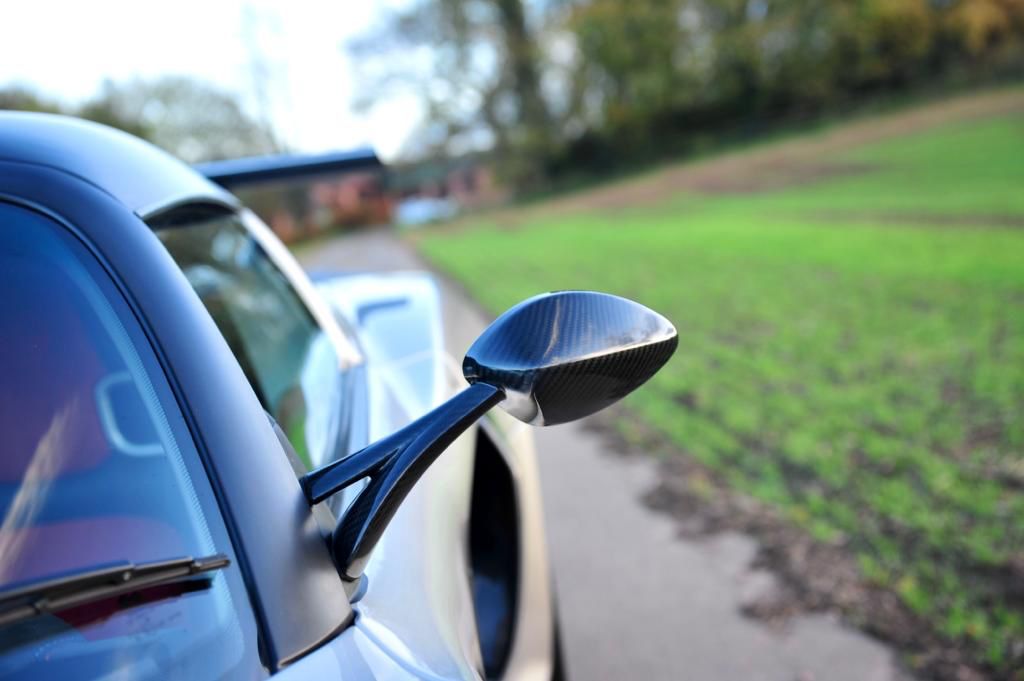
[300,382,505,580]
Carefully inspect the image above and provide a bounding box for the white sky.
[0,0,420,160]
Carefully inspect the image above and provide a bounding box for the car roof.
[0,112,236,219]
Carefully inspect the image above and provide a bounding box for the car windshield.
[0,203,263,680]
[156,210,344,471]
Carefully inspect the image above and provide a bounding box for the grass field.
[416,90,1024,676]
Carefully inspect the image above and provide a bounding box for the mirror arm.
[299,382,505,580]
[301,429,408,505]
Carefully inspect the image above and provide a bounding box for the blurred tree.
[349,0,555,190]
[569,0,693,144]
[847,0,935,86]
[565,0,834,151]
[944,0,1024,57]
[495,0,555,185]
[78,76,280,163]
[351,0,1024,190]
[0,85,64,114]
[753,0,855,110]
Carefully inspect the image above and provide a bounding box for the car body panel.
[476,412,554,681]
[0,111,237,218]
[272,626,426,681]
[316,272,483,678]
[315,272,555,681]
[314,271,446,428]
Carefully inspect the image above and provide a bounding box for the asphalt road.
[299,228,912,681]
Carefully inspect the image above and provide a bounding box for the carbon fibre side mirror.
[302,290,677,581]
[463,291,678,425]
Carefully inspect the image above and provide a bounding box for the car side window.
[0,202,264,680]
[156,211,343,471]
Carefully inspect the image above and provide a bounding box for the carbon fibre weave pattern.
[463,291,677,425]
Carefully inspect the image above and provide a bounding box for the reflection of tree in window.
[157,212,341,470]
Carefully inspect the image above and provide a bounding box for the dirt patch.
[552,160,876,213]
[807,211,1024,229]
[681,161,876,194]
[584,408,1008,681]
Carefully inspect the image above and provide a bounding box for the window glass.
[157,212,342,471]
[0,203,264,680]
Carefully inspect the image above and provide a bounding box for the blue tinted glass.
[0,203,264,680]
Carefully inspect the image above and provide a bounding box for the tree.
[350,0,1024,188]
[0,85,64,114]
[944,0,1024,58]
[349,0,556,190]
[78,76,279,163]
[1,77,277,163]
[845,0,935,87]
[569,0,691,141]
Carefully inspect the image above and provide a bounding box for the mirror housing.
[301,291,676,581]
[463,291,677,425]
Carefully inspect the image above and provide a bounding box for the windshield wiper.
[0,553,229,627]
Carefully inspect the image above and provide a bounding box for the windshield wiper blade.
[0,553,229,627]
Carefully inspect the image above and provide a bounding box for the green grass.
[418,111,1024,673]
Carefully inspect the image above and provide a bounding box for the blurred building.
[389,155,506,210]
[234,153,506,239]
[236,167,392,243]
[310,171,392,227]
